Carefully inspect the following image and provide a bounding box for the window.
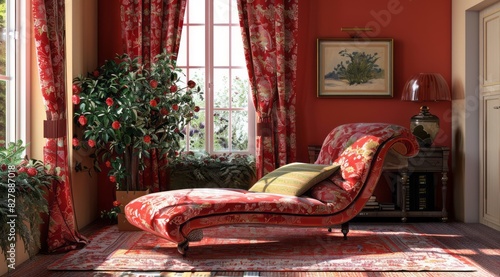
[177,0,255,154]
[0,0,28,144]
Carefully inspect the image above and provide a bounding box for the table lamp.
[401,73,451,147]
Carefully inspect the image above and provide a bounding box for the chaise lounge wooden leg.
[341,222,349,240]
[177,240,189,256]
[327,223,349,239]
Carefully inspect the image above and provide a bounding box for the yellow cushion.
[248,162,340,196]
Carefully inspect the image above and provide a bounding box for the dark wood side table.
[399,146,450,222]
[307,145,450,222]
[307,145,322,164]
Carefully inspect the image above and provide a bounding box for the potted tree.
[72,52,202,229]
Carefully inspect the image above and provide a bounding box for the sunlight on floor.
[478,248,500,256]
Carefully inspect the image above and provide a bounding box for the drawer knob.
[494,106,500,109]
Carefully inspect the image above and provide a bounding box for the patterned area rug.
[48,224,476,272]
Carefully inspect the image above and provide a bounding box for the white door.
[479,2,500,231]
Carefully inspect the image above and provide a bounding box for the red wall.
[98,0,122,64]
[99,0,452,162]
[296,0,451,162]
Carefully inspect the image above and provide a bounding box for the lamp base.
[410,106,440,147]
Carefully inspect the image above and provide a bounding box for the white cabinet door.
[482,96,500,228]
[480,3,500,231]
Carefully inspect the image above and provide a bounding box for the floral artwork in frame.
[317,38,393,97]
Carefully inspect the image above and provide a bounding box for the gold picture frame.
[317,38,393,97]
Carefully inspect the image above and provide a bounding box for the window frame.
[1,0,30,147]
[178,0,255,155]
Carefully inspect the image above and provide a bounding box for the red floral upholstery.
[333,135,382,191]
[315,123,411,165]
[308,135,382,206]
[125,123,419,254]
[307,179,355,211]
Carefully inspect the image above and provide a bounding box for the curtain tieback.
[44,119,67,138]
[257,116,272,137]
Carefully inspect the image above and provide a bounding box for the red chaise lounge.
[125,123,419,254]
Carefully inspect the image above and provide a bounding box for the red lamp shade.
[401,73,451,102]
[401,73,450,147]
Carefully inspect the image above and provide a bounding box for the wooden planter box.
[115,189,149,231]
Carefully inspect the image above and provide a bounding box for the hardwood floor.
[2,220,500,277]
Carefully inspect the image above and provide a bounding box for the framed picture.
[317,38,393,97]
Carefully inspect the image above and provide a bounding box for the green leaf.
[102,116,109,127]
[123,134,132,145]
[115,143,125,154]
[104,130,111,142]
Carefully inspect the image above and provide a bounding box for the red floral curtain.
[237,0,298,178]
[32,0,88,252]
[120,0,187,191]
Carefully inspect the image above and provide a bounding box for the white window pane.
[178,132,187,150]
[213,110,229,151]
[213,26,229,66]
[190,68,206,107]
[1,0,24,144]
[0,80,6,141]
[178,68,187,85]
[188,0,205,24]
[230,0,239,24]
[231,26,245,66]
[180,0,253,154]
[188,110,206,151]
[176,26,187,65]
[231,69,249,108]
[214,0,230,24]
[189,26,206,66]
[232,110,248,151]
[178,68,205,107]
[213,68,229,108]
